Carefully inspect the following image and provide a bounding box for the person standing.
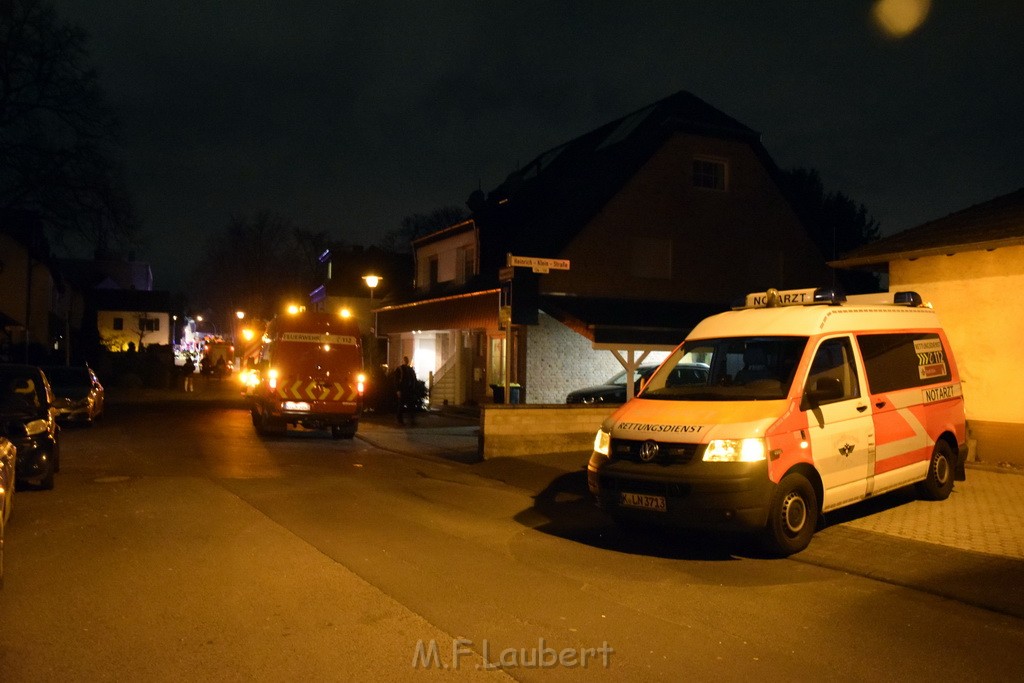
[182,356,196,392]
[394,356,418,426]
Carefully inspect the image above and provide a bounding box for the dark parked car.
[566,362,710,404]
[0,364,60,490]
[0,436,15,587]
[42,364,105,425]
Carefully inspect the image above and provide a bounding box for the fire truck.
[200,339,235,377]
[249,309,365,439]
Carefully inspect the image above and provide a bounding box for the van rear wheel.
[916,440,955,501]
[763,473,818,556]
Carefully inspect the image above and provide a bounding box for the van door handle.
[857,405,868,412]
[875,401,886,409]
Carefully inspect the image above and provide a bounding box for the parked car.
[42,364,105,425]
[566,363,710,404]
[0,436,15,587]
[0,364,60,490]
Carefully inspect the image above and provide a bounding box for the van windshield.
[640,336,808,401]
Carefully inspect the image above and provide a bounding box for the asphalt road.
[1,400,1022,681]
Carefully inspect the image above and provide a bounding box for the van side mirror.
[803,377,843,407]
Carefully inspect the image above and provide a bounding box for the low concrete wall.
[479,404,618,458]
[968,420,1024,467]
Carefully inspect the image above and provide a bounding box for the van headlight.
[703,438,766,462]
[593,428,611,456]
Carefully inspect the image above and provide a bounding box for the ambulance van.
[250,309,365,439]
[587,287,967,555]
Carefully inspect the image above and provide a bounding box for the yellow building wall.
[890,245,1024,463]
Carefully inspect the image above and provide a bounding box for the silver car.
[42,365,105,426]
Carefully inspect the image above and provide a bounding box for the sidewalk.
[109,380,1024,562]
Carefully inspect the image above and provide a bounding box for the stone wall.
[524,312,626,404]
[479,404,618,458]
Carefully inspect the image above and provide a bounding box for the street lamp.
[362,275,382,370]
[363,275,381,331]
[363,274,381,300]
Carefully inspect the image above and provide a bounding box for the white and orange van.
[250,310,365,439]
[588,287,967,554]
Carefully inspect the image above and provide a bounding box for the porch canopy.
[375,289,501,335]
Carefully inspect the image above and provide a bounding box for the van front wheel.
[763,473,818,556]
[917,440,954,501]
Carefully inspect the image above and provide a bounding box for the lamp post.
[362,275,382,375]
[234,311,245,369]
[362,275,381,333]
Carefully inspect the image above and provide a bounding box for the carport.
[540,295,722,400]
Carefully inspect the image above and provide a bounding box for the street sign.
[499,266,515,282]
[506,254,571,273]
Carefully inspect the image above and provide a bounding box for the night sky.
[56,1,1024,292]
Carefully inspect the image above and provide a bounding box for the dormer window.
[693,158,727,190]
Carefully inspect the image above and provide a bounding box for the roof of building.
[833,187,1024,268]
[88,288,171,313]
[469,90,770,275]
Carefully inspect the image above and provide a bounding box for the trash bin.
[490,383,522,404]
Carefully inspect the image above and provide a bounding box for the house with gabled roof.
[375,91,832,405]
[833,187,1024,466]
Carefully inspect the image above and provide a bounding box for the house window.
[428,256,439,287]
[139,318,160,332]
[692,158,727,190]
[456,246,475,284]
[113,317,124,331]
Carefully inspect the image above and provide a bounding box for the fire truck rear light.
[356,373,366,395]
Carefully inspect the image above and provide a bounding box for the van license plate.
[619,492,666,512]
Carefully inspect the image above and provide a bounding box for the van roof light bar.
[737,287,846,309]
[893,291,923,307]
[844,290,925,307]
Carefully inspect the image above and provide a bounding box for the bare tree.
[379,206,467,253]
[780,168,881,293]
[189,211,314,322]
[0,0,137,253]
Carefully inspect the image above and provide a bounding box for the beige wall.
[890,245,1024,463]
[97,310,172,351]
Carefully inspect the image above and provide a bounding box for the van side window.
[805,337,860,403]
[857,333,951,393]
